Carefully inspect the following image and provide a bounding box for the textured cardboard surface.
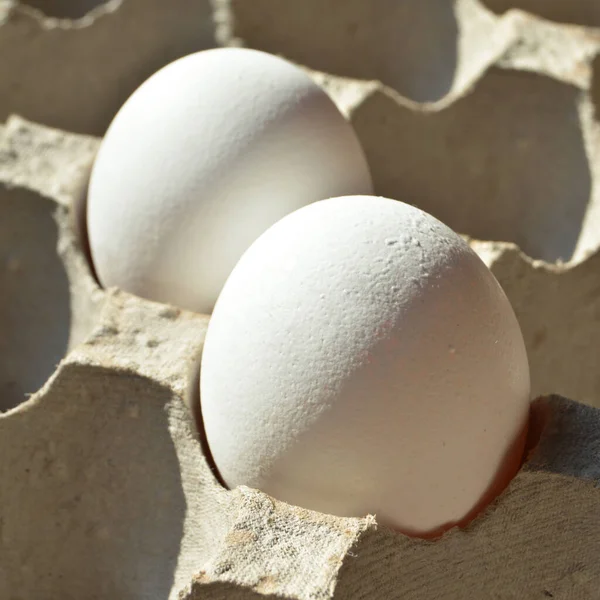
[1,2,600,599]
[481,0,600,27]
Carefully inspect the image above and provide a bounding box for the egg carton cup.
[0,115,598,599]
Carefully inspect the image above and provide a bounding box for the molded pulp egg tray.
[1,1,600,599]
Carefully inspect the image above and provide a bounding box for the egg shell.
[86,48,372,314]
[200,195,531,538]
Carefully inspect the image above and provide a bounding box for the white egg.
[87,48,372,313]
[200,196,531,538]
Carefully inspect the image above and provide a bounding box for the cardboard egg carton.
[0,1,599,598]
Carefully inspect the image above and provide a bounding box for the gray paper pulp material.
[1,1,600,598]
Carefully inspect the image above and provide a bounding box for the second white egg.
[87,48,372,313]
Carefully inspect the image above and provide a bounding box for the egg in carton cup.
[1,1,600,599]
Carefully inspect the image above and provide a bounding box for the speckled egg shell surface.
[200,195,531,538]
